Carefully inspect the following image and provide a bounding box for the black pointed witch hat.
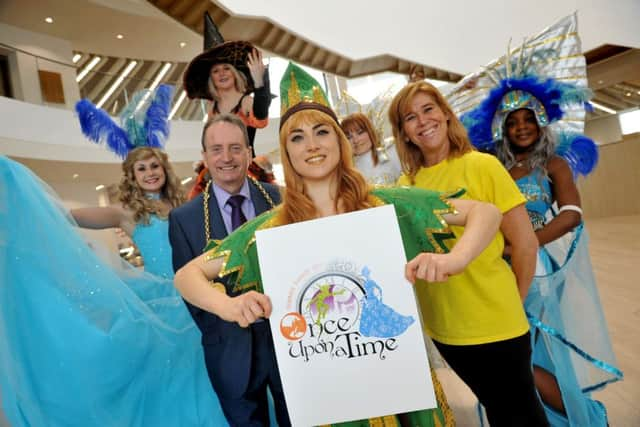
[183,12,256,100]
[203,11,224,50]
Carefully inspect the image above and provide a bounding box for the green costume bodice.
[204,186,462,297]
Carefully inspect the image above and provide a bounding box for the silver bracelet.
[558,204,583,216]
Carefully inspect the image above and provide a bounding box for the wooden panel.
[587,49,640,91]
[183,0,210,28]
[168,0,198,18]
[584,44,631,65]
[578,134,640,219]
[38,70,65,104]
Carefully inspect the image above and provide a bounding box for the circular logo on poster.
[297,272,365,330]
[280,312,307,341]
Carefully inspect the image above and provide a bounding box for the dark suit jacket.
[168,179,281,399]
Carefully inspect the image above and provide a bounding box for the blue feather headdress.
[75,84,174,159]
[461,75,598,177]
[462,76,591,147]
[446,14,599,177]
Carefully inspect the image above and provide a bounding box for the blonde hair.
[119,147,185,224]
[388,81,473,183]
[340,112,380,166]
[207,63,248,101]
[277,109,372,224]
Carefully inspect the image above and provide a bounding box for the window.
[619,109,640,135]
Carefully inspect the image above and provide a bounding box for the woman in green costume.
[175,63,504,427]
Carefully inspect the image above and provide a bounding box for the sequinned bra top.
[515,171,553,230]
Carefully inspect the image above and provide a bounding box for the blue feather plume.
[119,89,149,148]
[75,84,175,159]
[75,99,133,159]
[556,133,599,177]
[144,84,174,148]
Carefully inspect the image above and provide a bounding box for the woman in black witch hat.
[184,13,271,156]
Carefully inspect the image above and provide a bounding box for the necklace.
[202,177,277,244]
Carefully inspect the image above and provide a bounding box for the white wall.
[0,97,282,163]
[578,133,640,218]
[585,115,623,145]
[222,0,640,75]
[0,22,80,109]
[48,180,121,254]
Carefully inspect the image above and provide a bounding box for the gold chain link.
[203,181,212,243]
[202,177,276,244]
[248,175,277,209]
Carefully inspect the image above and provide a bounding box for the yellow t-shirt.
[397,151,529,345]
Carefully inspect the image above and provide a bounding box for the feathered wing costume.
[446,13,621,427]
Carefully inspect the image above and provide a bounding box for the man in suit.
[169,113,288,426]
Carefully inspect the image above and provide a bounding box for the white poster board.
[256,205,436,426]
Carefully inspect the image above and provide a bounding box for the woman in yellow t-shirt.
[389,81,547,427]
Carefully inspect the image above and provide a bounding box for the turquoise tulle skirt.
[525,224,622,426]
[0,156,230,426]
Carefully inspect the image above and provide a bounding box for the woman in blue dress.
[0,84,232,425]
[72,83,183,280]
[462,74,623,426]
[71,146,183,279]
[0,154,230,427]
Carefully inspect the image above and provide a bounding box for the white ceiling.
[6,0,638,77]
[0,0,203,62]
[221,0,640,75]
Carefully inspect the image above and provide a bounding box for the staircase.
[146,0,463,81]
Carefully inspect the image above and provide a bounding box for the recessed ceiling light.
[181,177,193,185]
[179,42,186,48]
[626,92,632,97]
[95,184,105,191]
[597,80,604,84]
[72,53,82,63]
[45,17,53,24]
[72,173,79,179]
[116,34,124,40]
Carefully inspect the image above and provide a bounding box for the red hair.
[340,112,380,166]
[278,109,372,224]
